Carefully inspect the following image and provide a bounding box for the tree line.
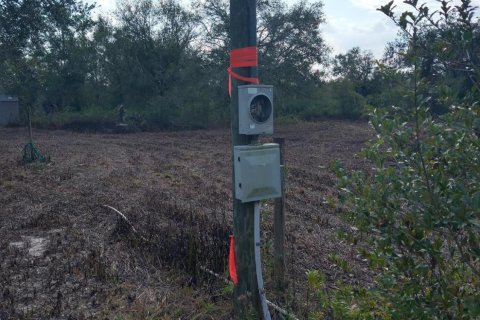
[0,0,478,130]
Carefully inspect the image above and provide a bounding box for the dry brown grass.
[0,120,373,319]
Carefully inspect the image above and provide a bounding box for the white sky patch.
[349,0,388,10]
[93,0,116,11]
[322,0,399,57]
[350,0,480,17]
[87,0,116,20]
[323,15,397,57]
[351,0,455,11]
[323,0,480,57]
[352,0,480,10]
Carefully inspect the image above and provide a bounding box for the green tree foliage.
[333,47,376,96]
[196,0,330,118]
[1,0,334,129]
[0,0,95,114]
[1,0,477,128]
[299,79,367,119]
[380,0,480,113]
[257,0,329,116]
[100,0,214,129]
[330,1,480,318]
[324,47,380,118]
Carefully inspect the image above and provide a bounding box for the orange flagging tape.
[228,235,238,284]
[227,46,260,96]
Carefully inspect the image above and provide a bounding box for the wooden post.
[273,138,286,292]
[28,106,33,144]
[230,0,260,317]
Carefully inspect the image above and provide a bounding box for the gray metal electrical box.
[238,85,273,135]
[0,94,19,126]
[234,143,282,203]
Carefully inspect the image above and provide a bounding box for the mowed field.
[0,121,374,319]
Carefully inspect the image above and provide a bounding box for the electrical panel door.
[234,143,281,203]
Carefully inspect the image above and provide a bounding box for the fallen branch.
[266,299,300,320]
[103,205,150,243]
[199,265,231,284]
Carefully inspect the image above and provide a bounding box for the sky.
[90,0,480,58]
[322,0,403,57]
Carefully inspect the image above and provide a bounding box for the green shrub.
[332,103,480,319]
[32,107,116,131]
[320,2,480,318]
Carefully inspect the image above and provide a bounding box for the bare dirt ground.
[0,120,373,319]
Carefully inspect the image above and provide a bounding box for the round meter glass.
[249,94,272,123]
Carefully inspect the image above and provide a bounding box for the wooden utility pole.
[230,0,260,317]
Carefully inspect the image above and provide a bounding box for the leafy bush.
[323,1,480,318]
[298,80,368,120]
[32,107,117,131]
[332,104,480,319]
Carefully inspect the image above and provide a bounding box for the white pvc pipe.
[254,201,272,320]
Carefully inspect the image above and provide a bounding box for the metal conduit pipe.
[254,201,272,320]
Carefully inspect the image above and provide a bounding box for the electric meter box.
[238,85,273,135]
[234,143,282,203]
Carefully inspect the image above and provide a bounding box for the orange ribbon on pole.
[228,235,238,284]
[227,46,260,96]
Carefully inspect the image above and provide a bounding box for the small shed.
[0,94,20,126]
